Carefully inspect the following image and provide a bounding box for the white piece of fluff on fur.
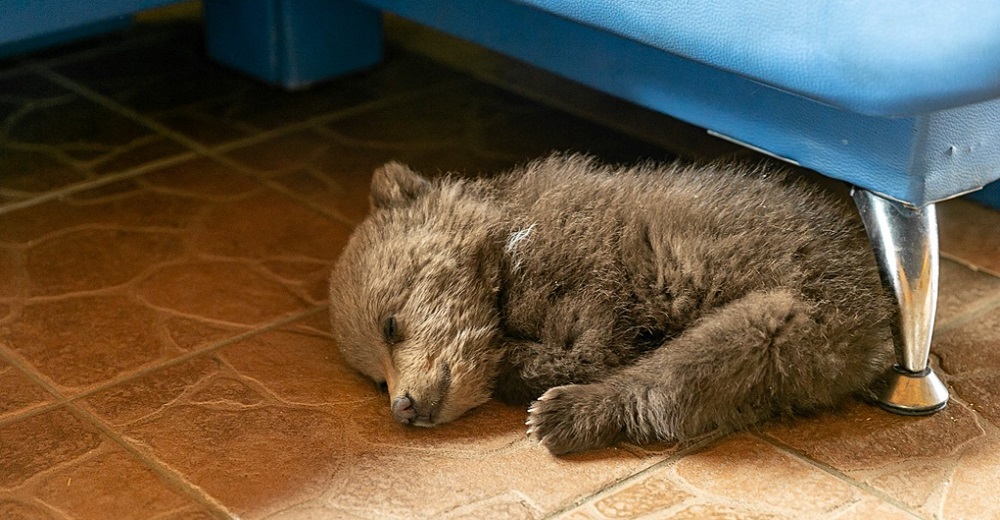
[505,224,536,272]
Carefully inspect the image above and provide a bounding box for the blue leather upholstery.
[512,1,1000,117]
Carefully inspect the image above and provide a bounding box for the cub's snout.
[386,360,454,427]
[390,392,442,426]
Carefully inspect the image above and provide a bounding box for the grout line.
[939,251,1000,278]
[62,401,238,520]
[207,77,470,156]
[0,331,235,517]
[71,306,326,403]
[0,306,324,426]
[541,433,727,519]
[29,59,466,160]
[756,432,928,519]
[24,62,466,226]
[935,293,1000,334]
[0,342,73,419]
[0,305,324,516]
[0,151,198,216]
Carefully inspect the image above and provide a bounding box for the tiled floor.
[3,5,1000,520]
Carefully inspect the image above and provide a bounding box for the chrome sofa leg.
[851,188,949,415]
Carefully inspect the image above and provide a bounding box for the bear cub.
[329,154,893,455]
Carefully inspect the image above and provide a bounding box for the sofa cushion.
[514,0,1000,116]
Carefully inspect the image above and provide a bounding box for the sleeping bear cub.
[329,154,893,455]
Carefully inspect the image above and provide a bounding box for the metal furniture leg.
[851,188,949,415]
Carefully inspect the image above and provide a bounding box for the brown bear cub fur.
[329,154,893,455]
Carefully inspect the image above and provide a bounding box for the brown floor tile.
[937,258,1000,326]
[2,295,176,393]
[564,434,905,519]
[140,156,261,199]
[0,246,19,298]
[25,228,185,296]
[1,408,101,489]
[829,499,917,520]
[588,475,693,518]
[767,400,985,469]
[190,187,350,261]
[82,347,345,519]
[219,80,675,227]
[0,157,348,395]
[0,68,188,207]
[0,407,211,519]
[939,198,1000,275]
[672,435,861,516]
[0,357,52,420]
[0,175,205,245]
[0,147,86,205]
[49,20,466,147]
[80,322,664,519]
[138,261,308,325]
[0,500,57,520]
[934,304,1000,428]
[31,449,203,520]
[0,70,181,151]
[941,433,1000,520]
[320,445,658,519]
[765,401,986,516]
[222,128,506,226]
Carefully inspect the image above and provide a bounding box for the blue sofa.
[6,0,1000,415]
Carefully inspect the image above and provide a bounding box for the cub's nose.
[392,394,417,424]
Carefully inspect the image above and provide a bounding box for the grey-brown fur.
[329,154,893,455]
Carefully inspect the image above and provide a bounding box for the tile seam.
[756,432,929,520]
[1,307,327,513]
[27,64,469,227]
[934,294,1000,334]
[62,400,236,520]
[206,77,470,155]
[69,305,326,404]
[30,59,468,160]
[541,433,726,520]
[0,339,72,410]
[0,151,198,216]
[940,251,1000,279]
[0,306,324,427]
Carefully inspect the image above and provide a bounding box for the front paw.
[526,384,623,455]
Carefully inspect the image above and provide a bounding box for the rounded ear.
[370,162,431,210]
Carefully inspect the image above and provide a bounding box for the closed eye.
[383,315,400,344]
[377,381,389,393]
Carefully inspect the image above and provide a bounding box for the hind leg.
[527,289,877,455]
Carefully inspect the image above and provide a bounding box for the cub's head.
[329,162,504,427]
